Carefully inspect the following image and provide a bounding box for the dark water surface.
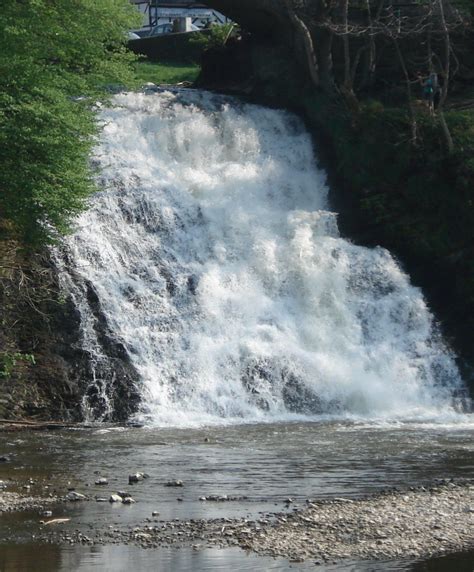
[1,544,473,572]
[0,420,473,570]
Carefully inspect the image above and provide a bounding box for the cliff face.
[0,238,140,421]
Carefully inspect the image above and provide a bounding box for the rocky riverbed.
[0,491,58,513]
[4,480,470,564]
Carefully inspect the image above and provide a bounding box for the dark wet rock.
[282,375,325,414]
[0,455,11,463]
[129,473,145,484]
[122,497,136,504]
[165,480,183,487]
[95,477,108,486]
[142,83,159,93]
[0,245,141,422]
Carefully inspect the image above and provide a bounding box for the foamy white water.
[58,90,467,426]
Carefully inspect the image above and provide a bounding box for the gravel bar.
[34,480,474,563]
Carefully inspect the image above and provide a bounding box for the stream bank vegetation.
[0,0,141,246]
[0,1,141,411]
[134,61,200,85]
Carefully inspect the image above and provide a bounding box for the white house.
[129,1,229,33]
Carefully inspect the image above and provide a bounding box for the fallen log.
[0,419,95,431]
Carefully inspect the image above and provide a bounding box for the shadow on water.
[0,544,473,572]
[411,550,474,572]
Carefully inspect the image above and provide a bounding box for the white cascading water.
[58,89,466,426]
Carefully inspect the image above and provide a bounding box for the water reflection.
[2,544,472,572]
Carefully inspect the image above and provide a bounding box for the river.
[0,422,473,570]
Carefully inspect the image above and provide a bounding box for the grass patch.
[134,60,200,85]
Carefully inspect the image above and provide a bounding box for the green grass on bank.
[134,60,200,86]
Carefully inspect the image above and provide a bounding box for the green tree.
[0,0,141,245]
[190,23,237,52]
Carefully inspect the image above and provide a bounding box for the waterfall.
[57,89,466,426]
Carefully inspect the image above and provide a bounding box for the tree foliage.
[190,23,238,51]
[286,0,473,150]
[0,0,141,245]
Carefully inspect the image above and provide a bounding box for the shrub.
[0,1,141,245]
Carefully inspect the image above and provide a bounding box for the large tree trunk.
[284,0,320,87]
[341,0,352,91]
[439,111,454,153]
[393,39,418,145]
[316,28,334,91]
[339,0,360,114]
[436,0,454,154]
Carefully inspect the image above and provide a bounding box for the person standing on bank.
[423,72,438,116]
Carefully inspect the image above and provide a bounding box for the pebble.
[65,491,86,502]
[95,478,108,486]
[109,494,122,503]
